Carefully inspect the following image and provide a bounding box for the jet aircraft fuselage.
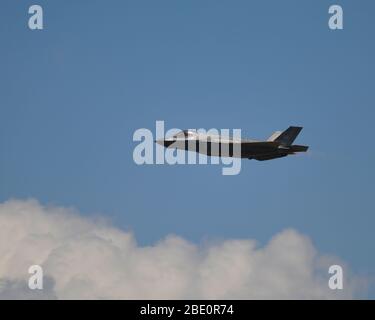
[156,126,308,161]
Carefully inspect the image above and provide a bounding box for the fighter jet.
[156,126,308,161]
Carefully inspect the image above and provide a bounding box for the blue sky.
[1,1,374,297]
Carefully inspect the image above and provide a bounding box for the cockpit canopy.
[172,130,198,139]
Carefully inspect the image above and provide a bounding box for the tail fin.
[267,131,282,141]
[274,126,303,146]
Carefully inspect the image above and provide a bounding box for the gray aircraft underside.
[156,126,309,161]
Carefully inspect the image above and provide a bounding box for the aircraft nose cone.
[155,139,175,147]
[155,139,165,146]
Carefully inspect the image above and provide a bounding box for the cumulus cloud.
[0,199,366,299]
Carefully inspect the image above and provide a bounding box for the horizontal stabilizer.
[289,145,309,152]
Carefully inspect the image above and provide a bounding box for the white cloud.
[0,199,366,299]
